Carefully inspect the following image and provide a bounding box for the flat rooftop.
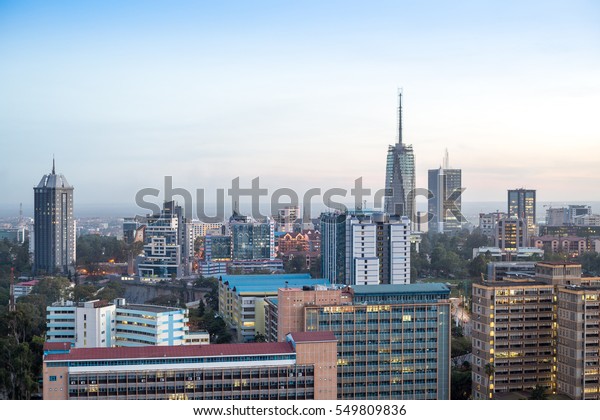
[118,304,185,313]
[352,283,450,295]
[220,273,330,293]
[45,341,295,362]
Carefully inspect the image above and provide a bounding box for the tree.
[73,284,98,302]
[253,332,267,342]
[530,385,547,400]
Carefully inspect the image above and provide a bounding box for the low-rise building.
[42,331,337,400]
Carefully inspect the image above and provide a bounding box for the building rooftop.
[220,273,330,294]
[45,341,295,362]
[288,331,337,343]
[118,304,186,313]
[352,283,450,295]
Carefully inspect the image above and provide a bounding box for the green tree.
[530,385,547,400]
[73,284,98,302]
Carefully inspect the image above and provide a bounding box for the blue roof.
[352,283,450,295]
[220,273,330,294]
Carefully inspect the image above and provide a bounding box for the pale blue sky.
[1,1,599,216]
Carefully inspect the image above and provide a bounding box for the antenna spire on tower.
[52,155,56,175]
[397,89,403,145]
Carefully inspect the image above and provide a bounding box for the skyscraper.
[427,150,463,233]
[34,159,75,275]
[508,188,536,239]
[384,92,415,220]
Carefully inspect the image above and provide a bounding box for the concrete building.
[508,189,536,238]
[472,261,600,400]
[557,285,600,400]
[266,283,451,400]
[218,273,330,342]
[496,217,529,251]
[427,150,463,234]
[345,211,411,285]
[184,331,210,345]
[42,331,338,400]
[532,235,587,256]
[486,261,536,281]
[471,279,556,399]
[472,246,543,261]
[274,205,299,233]
[115,302,189,347]
[138,201,182,281]
[478,211,507,239]
[384,93,415,219]
[34,159,75,275]
[46,300,116,347]
[46,299,189,348]
[321,211,410,286]
[229,212,275,261]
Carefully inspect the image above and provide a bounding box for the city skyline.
[2,1,599,216]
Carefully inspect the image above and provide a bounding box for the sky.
[1,0,599,218]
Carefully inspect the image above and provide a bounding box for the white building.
[47,300,116,347]
[345,212,411,286]
[46,299,189,348]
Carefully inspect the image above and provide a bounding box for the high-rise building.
[229,212,275,261]
[495,216,528,251]
[267,283,451,400]
[345,211,411,285]
[471,279,556,399]
[557,285,600,400]
[320,212,347,284]
[384,93,415,220]
[138,201,182,280]
[508,189,536,238]
[34,159,75,275]
[321,211,411,285]
[427,150,463,234]
[478,211,507,239]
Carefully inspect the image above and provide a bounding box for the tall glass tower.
[34,159,75,275]
[508,188,536,238]
[384,93,415,221]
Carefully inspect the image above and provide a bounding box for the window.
[49,376,57,382]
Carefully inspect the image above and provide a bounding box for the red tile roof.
[45,342,295,361]
[288,331,337,343]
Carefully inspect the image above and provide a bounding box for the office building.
[478,211,507,239]
[34,159,75,275]
[384,93,415,219]
[345,211,411,285]
[274,205,299,233]
[471,279,556,399]
[508,189,536,238]
[532,235,587,256]
[557,285,600,400]
[42,331,338,400]
[320,212,347,284]
[138,201,182,281]
[427,150,463,233]
[321,211,410,286]
[218,273,330,342]
[496,217,528,251]
[267,283,451,400]
[229,212,275,261]
[46,299,189,348]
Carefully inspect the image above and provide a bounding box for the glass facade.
[304,286,450,400]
